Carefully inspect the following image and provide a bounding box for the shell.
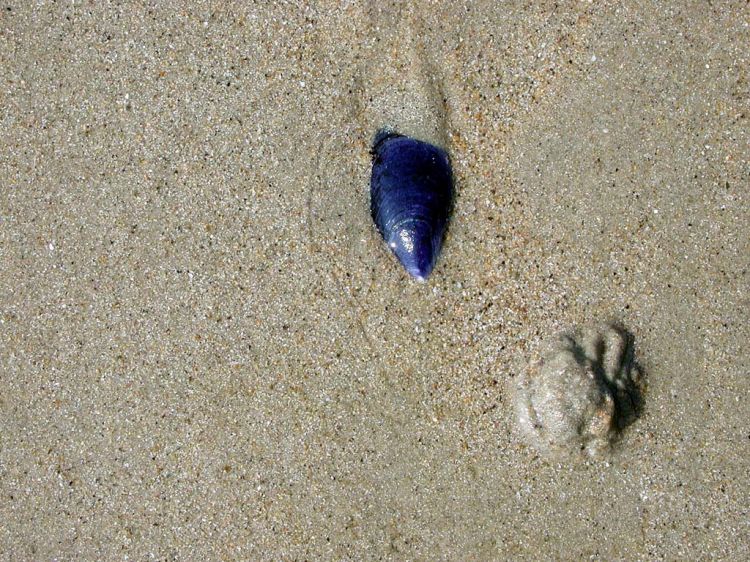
[515,323,644,460]
[370,130,454,281]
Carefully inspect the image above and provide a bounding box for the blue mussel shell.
[370,130,454,281]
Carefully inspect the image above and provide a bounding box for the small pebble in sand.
[516,323,643,460]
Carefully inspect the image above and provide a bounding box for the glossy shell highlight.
[370,131,454,281]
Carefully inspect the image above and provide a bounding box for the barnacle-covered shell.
[370,130,454,281]
[516,323,643,460]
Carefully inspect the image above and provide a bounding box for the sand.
[1,1,748,559]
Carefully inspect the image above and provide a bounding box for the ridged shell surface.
[370,131,454,281]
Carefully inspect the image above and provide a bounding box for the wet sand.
[1,1,748,559]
